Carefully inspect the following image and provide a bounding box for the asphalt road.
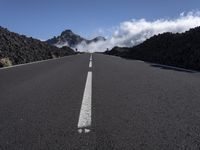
[0,53,200,150]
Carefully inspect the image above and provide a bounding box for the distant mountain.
[105,26,200,71]
[0,27,75,67]
[46,30,85,48]
[46,29,106,48]
[90,36,106,43]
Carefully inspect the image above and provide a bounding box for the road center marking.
[78,71,92,133]
[89,60,92,68]
[89,54,92,68]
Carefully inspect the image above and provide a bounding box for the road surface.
[0,53,200,150]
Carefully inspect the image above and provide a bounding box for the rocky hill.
[105,26,200,71]
[0,27,75,67]
[46,29,106,48]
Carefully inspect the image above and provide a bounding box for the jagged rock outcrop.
[0,27,75,67]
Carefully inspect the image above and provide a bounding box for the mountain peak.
[91,36,106,42]
[46,29,106,49]
[61,29,74,36]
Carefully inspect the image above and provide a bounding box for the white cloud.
[76,11,200,52]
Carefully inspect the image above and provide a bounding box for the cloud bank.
[76,11,200,52]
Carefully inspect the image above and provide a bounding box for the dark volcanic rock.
[0,26,75,67]
[105,26,200,71]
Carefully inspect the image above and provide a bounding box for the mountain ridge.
[46,29,106,48]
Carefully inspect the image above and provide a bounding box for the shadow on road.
[149,64,196,73]
[103,54,199,74]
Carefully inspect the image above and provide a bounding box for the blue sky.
[0,0,200,40]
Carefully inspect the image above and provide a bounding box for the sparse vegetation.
[0,58,12,67]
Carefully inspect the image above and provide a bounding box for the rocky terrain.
[105,26,200,71]
[46,29,106,48]
[0,27,75,67]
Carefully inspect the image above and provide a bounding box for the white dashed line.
[78,71,92,133]
[77,54,93,134]
[89,54,92,68]
[89,60,92,68]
